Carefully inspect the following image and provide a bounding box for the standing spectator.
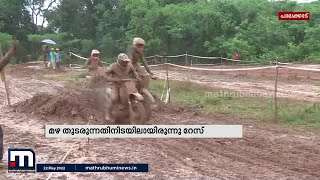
[234,51,239,61]
[49,48,56,69]
[44,45,50,67]
[55,48,62,70]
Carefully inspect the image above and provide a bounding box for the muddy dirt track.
[0,65,320,180]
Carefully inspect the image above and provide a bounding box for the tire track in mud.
[193,139,317,179]
[92,109,320,179]
[0,109,113,180]
[139,139,225,178]
[77,132,320,180]
[0,77,62,106]
[204,125,314,179]
[0,75,72,180]
[72,138,214,179]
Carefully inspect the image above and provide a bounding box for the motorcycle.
[105,78,154,125]
[85,67,108,88]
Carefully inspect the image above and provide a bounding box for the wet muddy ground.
[0,64,319,179]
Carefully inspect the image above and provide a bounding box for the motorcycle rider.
[85,49,103,85]
[104,53,141,121]
[127,37,156,92]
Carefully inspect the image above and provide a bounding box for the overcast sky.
[30,0,58,26]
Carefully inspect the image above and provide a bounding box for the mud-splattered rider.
[85,49,103,83]
[127,37,156,92]
[104,53,141,121]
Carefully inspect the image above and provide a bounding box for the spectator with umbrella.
[41,39,56,69]
[43,45,50,67]
[49,48,56,69]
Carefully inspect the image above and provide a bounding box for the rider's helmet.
[56,48,59,51]
[117,53,131,62]
[91,49,100,56]
[91,49,100,60]
[133,37,145,46]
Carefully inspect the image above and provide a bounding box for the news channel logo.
[8,148,36,173]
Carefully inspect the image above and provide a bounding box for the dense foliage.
[0,0,320,64]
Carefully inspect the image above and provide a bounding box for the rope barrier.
[221,57,244,62]
[145,54,187,58]
[145,53,258,63]
[149,63,277,72]
[68,51,320,73]
[69,52,88,60]
[150,62,320,73]
[187,55,220,60]
[190,64,220,66]
[280,65,320,72]
[69,51,253,64]
[69,52,109,65]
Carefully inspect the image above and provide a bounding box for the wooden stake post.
[0,45,11,106]
[185,52,188,66]
[274,57,279,122]
[165,58,170,103]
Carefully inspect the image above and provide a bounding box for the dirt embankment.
[12,88,108,123]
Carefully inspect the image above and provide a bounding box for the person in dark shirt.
[44,45,50,67]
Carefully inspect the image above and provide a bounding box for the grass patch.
[279,103,320,126]
[150,80,320,127]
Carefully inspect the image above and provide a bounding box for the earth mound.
[13,88,107,122]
